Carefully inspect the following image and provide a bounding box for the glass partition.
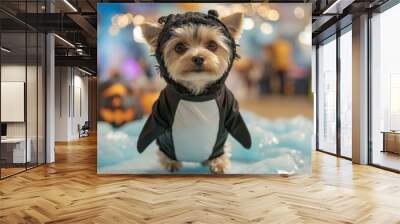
[0,1,46,179]
[1,30,28,177]
[27,31,38,169]
[38,32,45,165]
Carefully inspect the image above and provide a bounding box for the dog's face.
[141,13,243,94]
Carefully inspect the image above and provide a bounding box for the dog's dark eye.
[175,43,187,54]
[207,41,218,52]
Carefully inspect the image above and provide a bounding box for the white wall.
[1,65,38,138]
[1,65,26,132]
[71,73,89,139]
[1,82,25,122]
[1,64,46,164]
[54,67,89,141]
[54,67,69,141]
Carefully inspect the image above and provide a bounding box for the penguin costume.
[137,10,251,163]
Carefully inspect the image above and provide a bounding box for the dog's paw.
[163,160,183,172]
[208,156,231,174]
[157,150,182,172]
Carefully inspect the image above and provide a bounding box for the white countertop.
[1,138,29,143]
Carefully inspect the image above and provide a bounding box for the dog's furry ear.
[220,13,243,40]
[140,22,162,50]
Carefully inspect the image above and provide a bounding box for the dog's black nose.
[192,56,204,66]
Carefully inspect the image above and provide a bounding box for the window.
[317,37,337,154]
[371,3,400,171]
[339,28,352,158]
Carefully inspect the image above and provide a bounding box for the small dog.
[138,10,251,173]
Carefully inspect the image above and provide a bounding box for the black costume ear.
[140,22,162,50]
[220,12,243,40]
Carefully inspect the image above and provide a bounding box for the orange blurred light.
[141,92,160,115]
[177,3,201,11]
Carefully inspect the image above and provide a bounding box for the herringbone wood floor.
[1,135,400,224]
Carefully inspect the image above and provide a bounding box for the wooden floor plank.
[0,135,400,223]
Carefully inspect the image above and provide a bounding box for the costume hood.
[155,10,239,99]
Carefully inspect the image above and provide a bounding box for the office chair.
[79,121,90,138]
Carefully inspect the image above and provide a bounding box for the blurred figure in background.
[288,66,311,95]
[98,71,144,127]
[271,38,293,95]
[233,58,258,98]
[259,45,275,95]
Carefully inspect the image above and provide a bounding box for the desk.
[382,131,400,154]
[1,138,31,163]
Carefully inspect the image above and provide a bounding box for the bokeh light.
[243,17,255,30]
[133,26,145,43]
[294,7,305,19]
[117,14,130,27]
[260,22,273,35]
[133,15,145,26]
[257,5,269,18]
[267,9,280,21]
[298,24,312,46]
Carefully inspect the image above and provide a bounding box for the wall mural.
[98,3,313,174]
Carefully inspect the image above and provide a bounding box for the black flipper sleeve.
[137,109,166,153]
[224,89,252,149]
[137,86,180,153]
[223,88,251,149]
[137,93,167,153]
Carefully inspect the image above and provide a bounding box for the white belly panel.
[172,99,219,162]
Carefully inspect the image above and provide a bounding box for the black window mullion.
[36,0,39,168]
[336,24,341,157]
[367,10,373,165]
[44,1,47,164]
[25,0,28,171]
[316,44,320,151]
[73,68,75,118]
[0,21,2,179]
